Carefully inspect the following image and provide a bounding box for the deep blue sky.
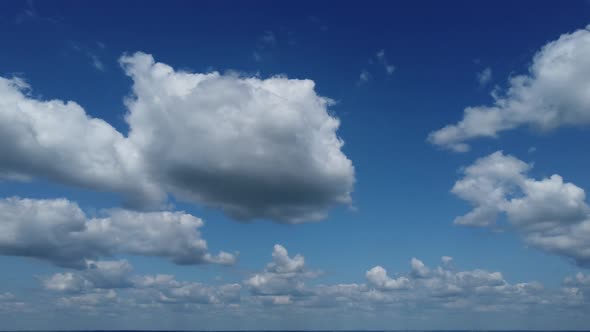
[1,1,590,330]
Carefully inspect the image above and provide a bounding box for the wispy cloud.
[376,49,395,75]
[477,67,492,86]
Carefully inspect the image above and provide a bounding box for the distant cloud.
[451,151,590,266]
[0,197,236,267]
[260,30,276,46]
[252,30,278,61]
[376,49,395,75]
[14,0,60,25]
[0,52,355,223]
[358,50,396,86]
[32,246,586,319]
[477,67,492,86]
[89,53,104,71]
[245,245,319,301]
[70,42,106,72]
[357,69,371,85]
[428,25,590,152]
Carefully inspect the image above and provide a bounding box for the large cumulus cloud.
[0,53,355,223]
[451,151,590,266]
[0,197,235,267]
[428,25,590,152]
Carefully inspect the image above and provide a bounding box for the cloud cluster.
[452,151,590,266]
[0,197,235,267]
[0,52,355,223]
[40,245,578,318]
[244,245,318,304]
[429,25,590,152]
[43,260,241,310]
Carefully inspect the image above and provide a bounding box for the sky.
[1,0,590,330]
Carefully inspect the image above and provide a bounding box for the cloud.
[44,261,242,307]
[42,260,133,292]
[0,197,235,267]
[428,25,590,152]
[376,50,395,75]
[23,247,590,324]
[121,52,355,223]
[357,69,371,85]
[451,151,590,266]
[244,244,318,299]
[0,76,163,208]
[477,67,493,86]
[365,266,410,290]
[0,52,355,223]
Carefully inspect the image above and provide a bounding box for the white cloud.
[366,266,410,290]
[0,76,163,208]
[477,67,492,86]
[0,197,235,267]
[376,50,395,75]
[121,52,354,223]
[245,245,317,298]
[26,247,590,323]
[428,25,590,152]
[410,257,430,278]
[357,69,370,85]
[0,52,355,224]
[452,151,590,266]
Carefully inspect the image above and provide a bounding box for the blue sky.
[1,1,590,330]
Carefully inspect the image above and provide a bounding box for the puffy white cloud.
[410,258,430,278]
[245,245,317,297]
[429,25,590,152]
[0,52,355,223]
[0,76,163,208]
[121,52,354,223]
[452,151,590,266]
[0,197,235,267]
[365,266,410,290]
[43,260,133,292]
[28,247,590,323]
[43,260,242,308]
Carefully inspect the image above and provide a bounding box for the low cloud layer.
[452,151,590,266]
[0,52,355,223]
[429,25,590,152]
[27,245,589,324]
[0,197,235,267]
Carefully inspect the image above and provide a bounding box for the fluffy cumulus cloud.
[0,53,354,223]
[0,197,235,267]
[244,244,318,303]
[428,25,590,152]
[365,266,410,290]
[452,151,590,266]
[0,76,162,207]
[121,53,354,223]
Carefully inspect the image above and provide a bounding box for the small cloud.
[89,54,104,71]
[252,30,278,62]
[252,51,262,62]
[528,146,537,154]
[15,0,60,25]
[357,69,371,86]
[477,67,493,86]
[260,31,276,47]
[69,42,106,72]
[376,49,395,76]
